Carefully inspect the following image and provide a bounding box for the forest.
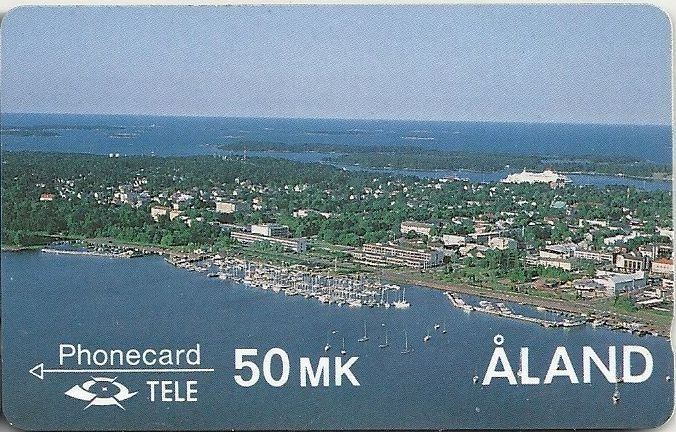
[1,151,672,253]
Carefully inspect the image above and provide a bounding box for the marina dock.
[445,292,658,334]
[166,255,411,309]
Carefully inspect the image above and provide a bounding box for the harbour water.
[1,251,673,429]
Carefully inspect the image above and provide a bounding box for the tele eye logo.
[65,377,137,410]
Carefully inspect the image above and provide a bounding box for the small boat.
[324,332,331,352]
[433,323,441,330]
[423,329,431,342]
[357,321,369,342]
[340,337,347,356]
[612,382,620,405]
[472,374,479,384]
[348,299,363,308]
[441,321,447,334]
[591,319,605,328]
[401,330,413,354]
[378,329,389,349]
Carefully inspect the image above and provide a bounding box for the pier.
[448,292,586,328]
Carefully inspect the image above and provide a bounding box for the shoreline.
[382,270,672,338]
[4,239,671,338]
[228,149,672,183]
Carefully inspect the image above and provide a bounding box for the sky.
[0,5,671,124]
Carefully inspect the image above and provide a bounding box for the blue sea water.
[1,252,673,430]
[1,113,672,162]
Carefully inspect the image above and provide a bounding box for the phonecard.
[1,4,674,430]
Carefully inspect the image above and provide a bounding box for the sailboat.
[401,330,413,354]
[340,337,347,356]
[441,321,447,334]
[612,378,621,405]
[357,321,369,342]
[423,329,431,342]
[324,332,331,352]
[393,287,411,309]
[379,329,389,348]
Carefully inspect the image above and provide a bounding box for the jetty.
[447,292,584,328]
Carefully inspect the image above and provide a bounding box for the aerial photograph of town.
[1,4,673,431]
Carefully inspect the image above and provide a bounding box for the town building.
[651,257,674,276]
[400,221,435,237]
[656,227,674,241]
[250,223,290,238]
[573,278,607,299]
[573,249,614,262]
[442,234,468,248]
[215,200,250,214]
[488,237,517,251]
[638,244,673,260]
[528,256,573,271]
[459,244,489,258]
[354,243,444,269]
[603,231,644,246]
[539,243,577,259]
[150,205,182,221]
[113,191,141,205]
[293,208,331,219]
[594,271,647,296]
[578,219,608,228]
[230,231,307,253]
[468,230,503,245]
[614,252,650,273]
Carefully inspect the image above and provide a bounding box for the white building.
[215,201,250,214]
[530,257,573,271]
[400,221,435,237]
[539,243,577,259]
[442,234,468,247]
[615,252,650,273]
[231,231,307,253]
[651,258,674,276]
[150,205,182,221]
[573,278,607,298]
[488,237,517,251]
[354,243,444,269]
[594,271,647,296]
[293,208,332,219]
[251,223,290,238]
[573,249,614,262]
[657,227,674,241]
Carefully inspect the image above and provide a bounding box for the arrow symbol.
[29,363,215,380]
[29,363,45,380]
